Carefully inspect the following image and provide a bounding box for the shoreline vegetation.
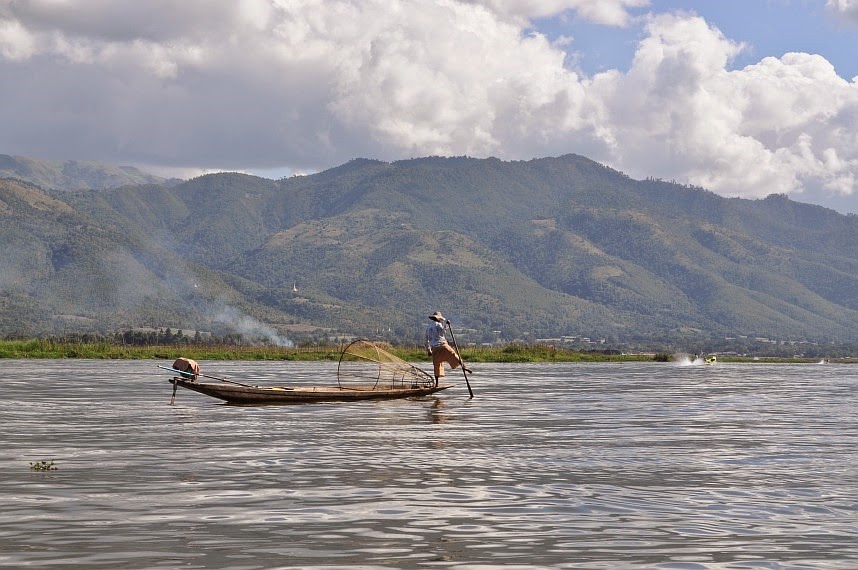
[0,339,845,364]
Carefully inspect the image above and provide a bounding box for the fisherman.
[425,311,472,387]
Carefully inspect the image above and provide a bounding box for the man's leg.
[432,352,444,387]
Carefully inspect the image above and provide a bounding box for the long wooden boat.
[164,340,466,405]
[168,377,454,405]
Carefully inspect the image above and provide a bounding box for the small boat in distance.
[162,339,456,405]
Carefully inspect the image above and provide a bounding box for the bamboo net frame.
[337,339,435,389]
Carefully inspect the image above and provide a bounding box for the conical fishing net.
[337,339,435,389]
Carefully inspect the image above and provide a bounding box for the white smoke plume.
[211,303,294,347]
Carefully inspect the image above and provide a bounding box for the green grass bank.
[0,339,660,363]
[0,339,837,363]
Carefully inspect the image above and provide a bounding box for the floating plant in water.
[29,460,57,471]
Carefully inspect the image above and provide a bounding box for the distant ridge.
[0,154,173,191]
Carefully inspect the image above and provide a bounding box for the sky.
[1,0,858,213]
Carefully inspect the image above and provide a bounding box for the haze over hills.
[0,154,173,191]
[2,153,858,349]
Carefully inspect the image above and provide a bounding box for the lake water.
[1,359,856,569]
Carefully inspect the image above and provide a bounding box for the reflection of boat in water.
[161,340,458,405]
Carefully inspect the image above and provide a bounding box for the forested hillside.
[3,154,858,348]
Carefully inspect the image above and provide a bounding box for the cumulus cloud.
[827,0,858,25]
[464,0,650,25]
[0,17,35,60]
[0,0,857,207]
[589,14,858,199]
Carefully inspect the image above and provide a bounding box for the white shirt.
[425,320,448,349]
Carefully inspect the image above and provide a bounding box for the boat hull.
[169,378,453,404]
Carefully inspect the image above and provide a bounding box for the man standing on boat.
[425,311,472,387]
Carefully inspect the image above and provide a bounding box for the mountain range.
[2,153,858,348]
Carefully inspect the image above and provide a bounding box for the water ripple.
[1,360,856,568]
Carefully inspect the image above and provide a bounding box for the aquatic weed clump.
[29,460,57,471]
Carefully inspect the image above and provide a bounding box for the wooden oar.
[158,366,257,387]
[446,320,474,399]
